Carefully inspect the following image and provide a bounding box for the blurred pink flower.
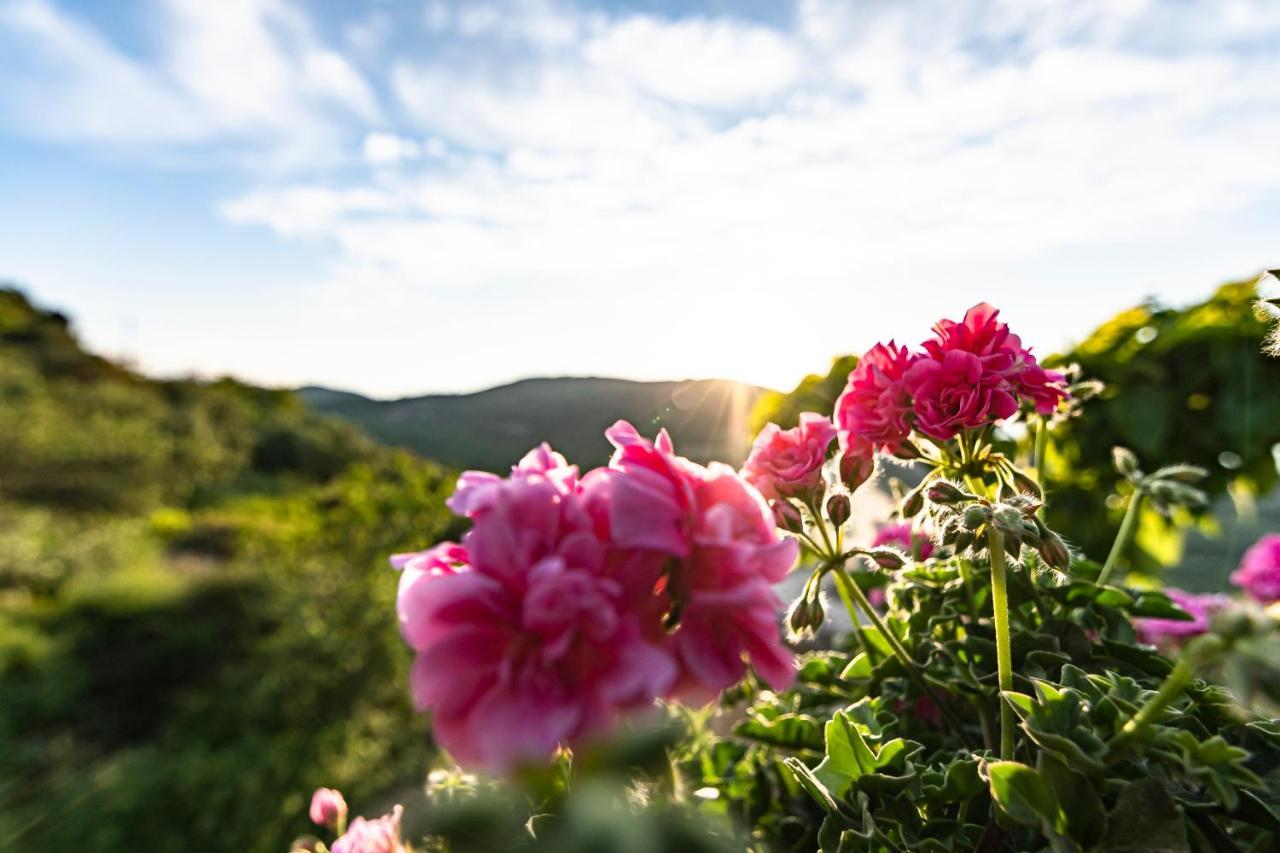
[330,805,404,853]
[834,342,916,454]
[742,412,836,501]
[872,523,935,561]
[604,421,798,700]
[1231,533,1280,603]
[395,453,675,774]
[1134,588,1232,647]
[308,788,347,830]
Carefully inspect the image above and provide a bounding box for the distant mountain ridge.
[299,376,769,472]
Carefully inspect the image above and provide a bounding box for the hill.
[300,375,768,472]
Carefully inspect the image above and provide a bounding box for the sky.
[1,0,1278,398]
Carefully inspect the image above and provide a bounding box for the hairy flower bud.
[1112,446,1140,479]
[1010,468,1043,500]
[1038,528,1071,571]
[826,494,851,528]
[772,500,804,534]
[839,449,875,492]
[962,504,992,531]
[867,548,906,571]
[927,480,969,505]
[787,597,811,635]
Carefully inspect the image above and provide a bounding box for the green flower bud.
[826,494,851,528]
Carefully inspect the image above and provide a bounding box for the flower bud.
[1037,529,1071,571]
[787,597,811,635]
[927,480,969,505]
[826,494,851,528]
[1112,447,1140,479]
[953,529,975,553]
[309,788,347,831]
[1010,468,1043,500]
[992,506,1024,535]
[901,488,925,518]
[772,500,804,534]
[808,595,826,630]
[840,449,875,492]
[962,504,992,531]
[867,548,905,571]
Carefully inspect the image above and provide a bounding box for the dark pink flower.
[905,348,1018,440]
[395,454,676,774]
[1134,588,1233,647]
[742,412,837,501]
[834,342,916,453]
[308,788,347,830]
[330,805,404,853]
[872,522,935,561]
[604,421,798,700]
[1231,534,1280,603]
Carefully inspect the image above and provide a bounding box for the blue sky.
[1,0,1278,397]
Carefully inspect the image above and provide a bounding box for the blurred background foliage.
[750,276,1280,586]
[1,276,1277,851]
[0,287,456,851]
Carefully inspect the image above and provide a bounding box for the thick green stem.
[1097,489,1144,586]
[987,528,1016,761]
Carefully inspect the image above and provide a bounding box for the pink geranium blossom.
[872,522,935,561]
[308,788,347,830]
[330,805,404,853]
[604,421,799,700]
[1134,588,1232,647]
[395,454,675,774]
[742,412,837,500]
[1231,533,1280,603]
[834,342,916,454]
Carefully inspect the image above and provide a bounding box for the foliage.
[0,287,458,852]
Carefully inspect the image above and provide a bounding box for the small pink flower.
[905,349,1018,441]
[872,523,934,561]
[834,342,916,454]
[1134,588,1232,647]
[331,805,404,853]
[742,412,837,501]
[1231,533,1280,603]
[604,421,798,700]
[308,788,347,830]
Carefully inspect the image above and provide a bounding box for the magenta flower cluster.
[835,303,1067,455]
[1134,588,1233,648]
[393,423,798,773]
[1231,533,1280,603]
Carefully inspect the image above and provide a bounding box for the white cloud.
[363,131,423,164]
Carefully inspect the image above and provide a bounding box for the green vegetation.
[0,287,457,852]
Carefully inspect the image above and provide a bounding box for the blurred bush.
[0,287,456,852]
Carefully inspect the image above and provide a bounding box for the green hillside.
[300,375,767,472]
[0,286,457,852]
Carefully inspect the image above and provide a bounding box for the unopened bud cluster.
[933,486,1071,571]
[1112,446,1210,516]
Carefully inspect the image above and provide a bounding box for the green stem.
[987,528,1016,761]
[1097,489,1144,586]
[1032,416,1049,479]
[1105,657,1192,761]
[832,565,971,745]
[832,570,876,662]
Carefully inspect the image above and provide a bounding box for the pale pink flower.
[604,422,798,700]
[1231,533,1280,603]
[1134,588,1233,647]
[308,788,347,830]
[742,412,837,501]
[330,805,404,853]
[834,342,916,454]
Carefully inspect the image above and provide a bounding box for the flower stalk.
[1097,487,1144,586]
[986,527,1016,761]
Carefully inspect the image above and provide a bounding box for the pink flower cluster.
[836,303,1067,453]
[1134,588,1232,648]
[331,805,404,853]
[741,412,837,501]
[394,424,798,773]
[1231,533,1280,603]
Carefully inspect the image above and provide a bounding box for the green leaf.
[1039,753,1105,847]
[1100,778,1189,852]
[986,761,1058,828]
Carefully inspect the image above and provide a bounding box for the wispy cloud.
[3,0,1279,395]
